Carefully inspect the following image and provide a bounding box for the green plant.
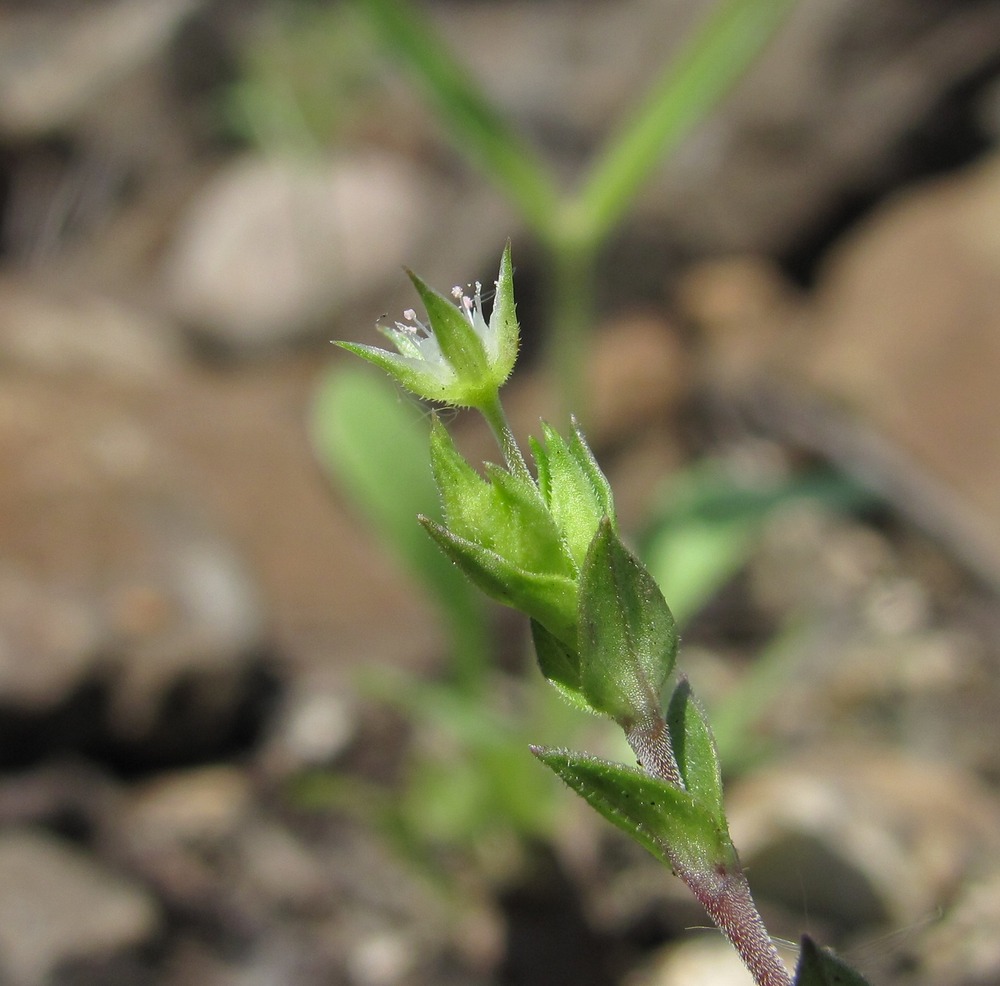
[332,246,873,986]
[310,0,804,862]
[224,3,381,153]
[356,0,798,416]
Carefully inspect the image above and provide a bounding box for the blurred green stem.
[355,0,560,235]
[575,0,798,243]
[544,228,597,425]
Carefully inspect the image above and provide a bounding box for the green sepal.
[335,341,456,405]
[568,416,615,520]
[489,241,519,385]
[530,420,616,569]
[667,677,725,826]
[406,268,490,386]
[531,747,734,874]
[577,518,678,723]
[420,519,578,646]
[336,245,520,410]
[429,420,574,581]
[793,936,872,986]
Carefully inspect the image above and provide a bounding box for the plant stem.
[625,713,683,788]
[627,713,791,986]
[679,861,791,986]
[478,391,532,481]
[544,227,597,425]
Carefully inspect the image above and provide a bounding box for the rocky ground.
[2,1,1000,985]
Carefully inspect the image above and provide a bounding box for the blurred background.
[2,1,1000,984]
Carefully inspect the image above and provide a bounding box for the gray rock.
[123,765,252,851]
[0,0,204,138]
[0,828,158,986]
[0,276,184,384]
[104,500,269,747]
[0,366,271,764]
[727,748,1000,937]
[161,153,438,351]
[0,564,104,711]
[263,671,357,772]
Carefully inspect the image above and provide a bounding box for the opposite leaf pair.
[421,420,674,730]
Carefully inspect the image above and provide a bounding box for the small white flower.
[335,243,519,409]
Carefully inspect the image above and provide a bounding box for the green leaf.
[428,420,574,580]
[643,463,874,627]
[530,421,615,569]
[530,619,593,712]
[793,937,872,986]
[531,747,733,874]
[578,519,678,722]
[485,464,576,576]
[356,0,559,237]
[666,678,725,826]
[568,417,615,520]
[421,519,579,647]
[311,365,488,682]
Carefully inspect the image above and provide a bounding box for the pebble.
[0,0,204,138]
[261,668,358,773]
[123,765,252,850]
[630,936,766,986]
[0,276,184,384]
[727,747,1000,936]
[162,152,436,351]
[0,827,159,986]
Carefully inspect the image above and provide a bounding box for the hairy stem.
[679,861,791,986]
[627,713,790,986]
[625,713,683,788]
[478,391,532,482]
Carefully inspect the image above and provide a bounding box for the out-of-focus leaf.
[356,0,559,236]
[312,365,487,682]
[574,0,799,243]
[643,465,873,626]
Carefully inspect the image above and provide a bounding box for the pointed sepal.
[336,245,521,411]
[407,268,490,386]
[334,342,454,404]
[488,241,519,384]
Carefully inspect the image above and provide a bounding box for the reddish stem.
[625,714,682,788]
[678,860,791,986]
[626,714,791,986]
